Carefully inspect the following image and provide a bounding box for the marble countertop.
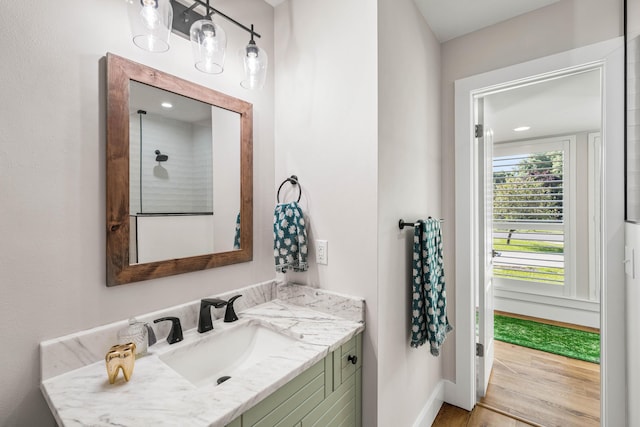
[41,299,365,427]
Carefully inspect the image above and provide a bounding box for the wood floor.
[433,340,600,427]
[433,402,535,426]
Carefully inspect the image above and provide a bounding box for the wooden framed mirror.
[106,53,253,286]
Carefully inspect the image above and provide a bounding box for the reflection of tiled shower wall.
[129,113,213,214]
[194,121,214,211]
[628,35,640,220]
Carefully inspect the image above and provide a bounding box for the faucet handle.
[153,317,183,344]
[224,294,242,322]
[145,323,157,346]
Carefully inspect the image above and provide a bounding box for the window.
[492,137,575,296]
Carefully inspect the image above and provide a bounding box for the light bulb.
[128,0,171,52]
[246,54,259,73]
[139,0,160,30]
[190,19,226,74]
[202,25,218,55]
[241,40,267,90]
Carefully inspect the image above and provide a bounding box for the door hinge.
[476,343,484,357]
[475,124,483,138]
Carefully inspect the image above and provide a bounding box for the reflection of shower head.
[155,149,168,162]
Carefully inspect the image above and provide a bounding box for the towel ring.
[277,175,302,203]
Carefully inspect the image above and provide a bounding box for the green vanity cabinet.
[227,333,362,427]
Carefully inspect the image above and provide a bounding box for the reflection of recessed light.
[513,126,530,132]
[161,102,173,109]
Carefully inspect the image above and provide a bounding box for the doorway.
[474,66,602,425]
[450,38,625,426]
[472,69,603,424]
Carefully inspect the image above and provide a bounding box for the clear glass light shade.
[190,19,227,74]
[127,0,173,52]
[240,41,268,90]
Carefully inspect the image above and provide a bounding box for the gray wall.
[274,0,445,424]
[273,0,380,423]
[377,0,445,425]
[0,0,275,424]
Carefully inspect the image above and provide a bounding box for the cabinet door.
[333,334,362,388]
[230,332,363,427]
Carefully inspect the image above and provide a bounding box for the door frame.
[447,37,625,426]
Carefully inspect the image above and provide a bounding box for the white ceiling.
[263,0,598,142]
[414,0,561,42]
[410,0,600,142]
[129,81,212,123]
[485,69,601,143]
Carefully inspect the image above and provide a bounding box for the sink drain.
[217,375,231,385]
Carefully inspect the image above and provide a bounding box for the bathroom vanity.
[227,332,362,427]
[40,281,364,426]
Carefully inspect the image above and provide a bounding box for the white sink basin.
[159,322,300,387]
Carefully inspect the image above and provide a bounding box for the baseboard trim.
[494,290,600,329]
[412,380,445,427]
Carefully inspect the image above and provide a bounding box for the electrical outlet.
[316,240,328,265]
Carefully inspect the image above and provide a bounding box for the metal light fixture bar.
[170,0,261,40]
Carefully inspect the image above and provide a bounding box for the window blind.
[492,150,565,285]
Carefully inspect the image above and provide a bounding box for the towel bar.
[399,218,444,230]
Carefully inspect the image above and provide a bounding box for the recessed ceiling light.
[161,102,173,109]
[513,126,531,132]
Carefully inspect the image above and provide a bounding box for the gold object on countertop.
[105,342,136,384]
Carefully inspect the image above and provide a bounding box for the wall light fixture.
[127,0,267,89]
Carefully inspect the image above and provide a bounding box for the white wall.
[274,0,445,424]
[273,0,379,424]
[626,222,640,425]
[440,0,623,381]
[0,0,275,424]
[377,0,446,426]
[212,107,241,252]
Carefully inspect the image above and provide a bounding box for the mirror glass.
[106,53,253,286]
[128,81,240,263]
[627,0,640,221]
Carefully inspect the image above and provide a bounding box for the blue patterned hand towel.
[273,202,308,273]
[233,212,241,250]
[410,218,453,356]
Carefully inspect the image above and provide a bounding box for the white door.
[476,96,495,398]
